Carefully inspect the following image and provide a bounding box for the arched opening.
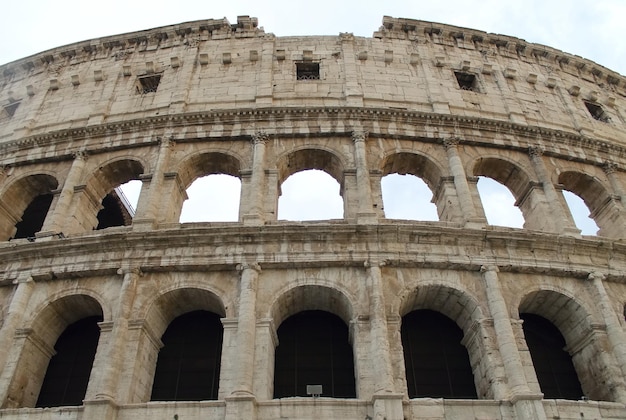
[4,294,104,408]
[381,174,438,220]
[381,152,442,221]
[36,315,103,407]
[278,170,343,220]
[13,193,54,239]
[518,290,615,401]
[274,310,356,398]
[151,310,223,401]
[477,176,524,228]
[562,190,599,235]
[402,309,477,399]
[180,174,241,222]
[176,152,242,224]
[73,159,143,232]
[558,171,617,237]
[0,174,58,241]
[276,148,345,221]
[520,313,583,400]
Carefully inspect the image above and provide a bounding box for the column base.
[371,392,404,420]
[83,398,119,420]
[242,213,264,226]
[131,218,157,231]
[225,393,257,420]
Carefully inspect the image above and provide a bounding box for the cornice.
[1,106,624,169]
[1,222,625,285]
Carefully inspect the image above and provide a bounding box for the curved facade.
[1,15,626,420]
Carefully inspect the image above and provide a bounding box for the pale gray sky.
[2,1,620,234]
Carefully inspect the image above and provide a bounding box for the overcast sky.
[3,1,621,234]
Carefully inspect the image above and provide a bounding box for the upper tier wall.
[0,16,625,148]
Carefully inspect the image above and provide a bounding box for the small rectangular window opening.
[136,74,162,94]
[296,62,320,80]
[4,101,20,117]
[454,71,478,92]
[584,101,610,123]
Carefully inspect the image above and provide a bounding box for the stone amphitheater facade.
[1,15,626,420]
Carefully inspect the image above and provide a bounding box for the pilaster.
[242,132,268,226]
[353,131,377,224]
[40,150,88,235]
[443,137,485,227]
[528,146,580,236]
[480,265,547,419]
[133,138,174,230]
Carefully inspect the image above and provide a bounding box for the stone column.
[443,138,484,227]
[133,138,173,230]
[480,266,546,419]
[365,261,403,420]
[225,263,260,420]
[528,146,580,236]
[353,131,377,224]
[231,263,261,395]
[91,268,141,401]
[243,132,268,226]
[587,272,626,379]
[0,276,34,378]
[40,150,88,234]
[604,162,626,204]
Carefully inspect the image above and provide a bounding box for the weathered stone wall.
[0,15,626,420]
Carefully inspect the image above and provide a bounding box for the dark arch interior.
[520,313,584,400]
[96,191,132,229]
[13,193,53,239]
[401,309,477,399]
[274,310,356,398]
[36,315,103,407]
[151,310,223,401]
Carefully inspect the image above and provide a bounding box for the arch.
[150,310,223,401]
[519,312,583,400]
[5,294,104,408]
[380,152,443,221]
[143,287,227,339]
[397,284,487,398]
[35,315,103,407]
[276,147,346,186]
[269,283,355,328]
[517,289,615,401]
[273,310,356,399]
[276,148,346,220]
[402,309,477,399]
[558,171,616,237]
[381,152,444,192]
[176,151,242,190]
[472,157,532,228]
[398,283,484,334]
[75,158,144,231]
[0,173,58,241]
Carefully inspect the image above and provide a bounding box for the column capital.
[157,136,175,148]
[443,136,461,149]
[72,150,89,161]
[588,271,606,282]
[603,161,618,175]
[364,259,388,268]
[528,146,544,158]
[252,131,269,144]
[351,130,368,143]
[480,265,499,274]
[237,262,261,273]
[116,267,143,277]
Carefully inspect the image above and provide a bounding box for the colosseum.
[0,14,625,420]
